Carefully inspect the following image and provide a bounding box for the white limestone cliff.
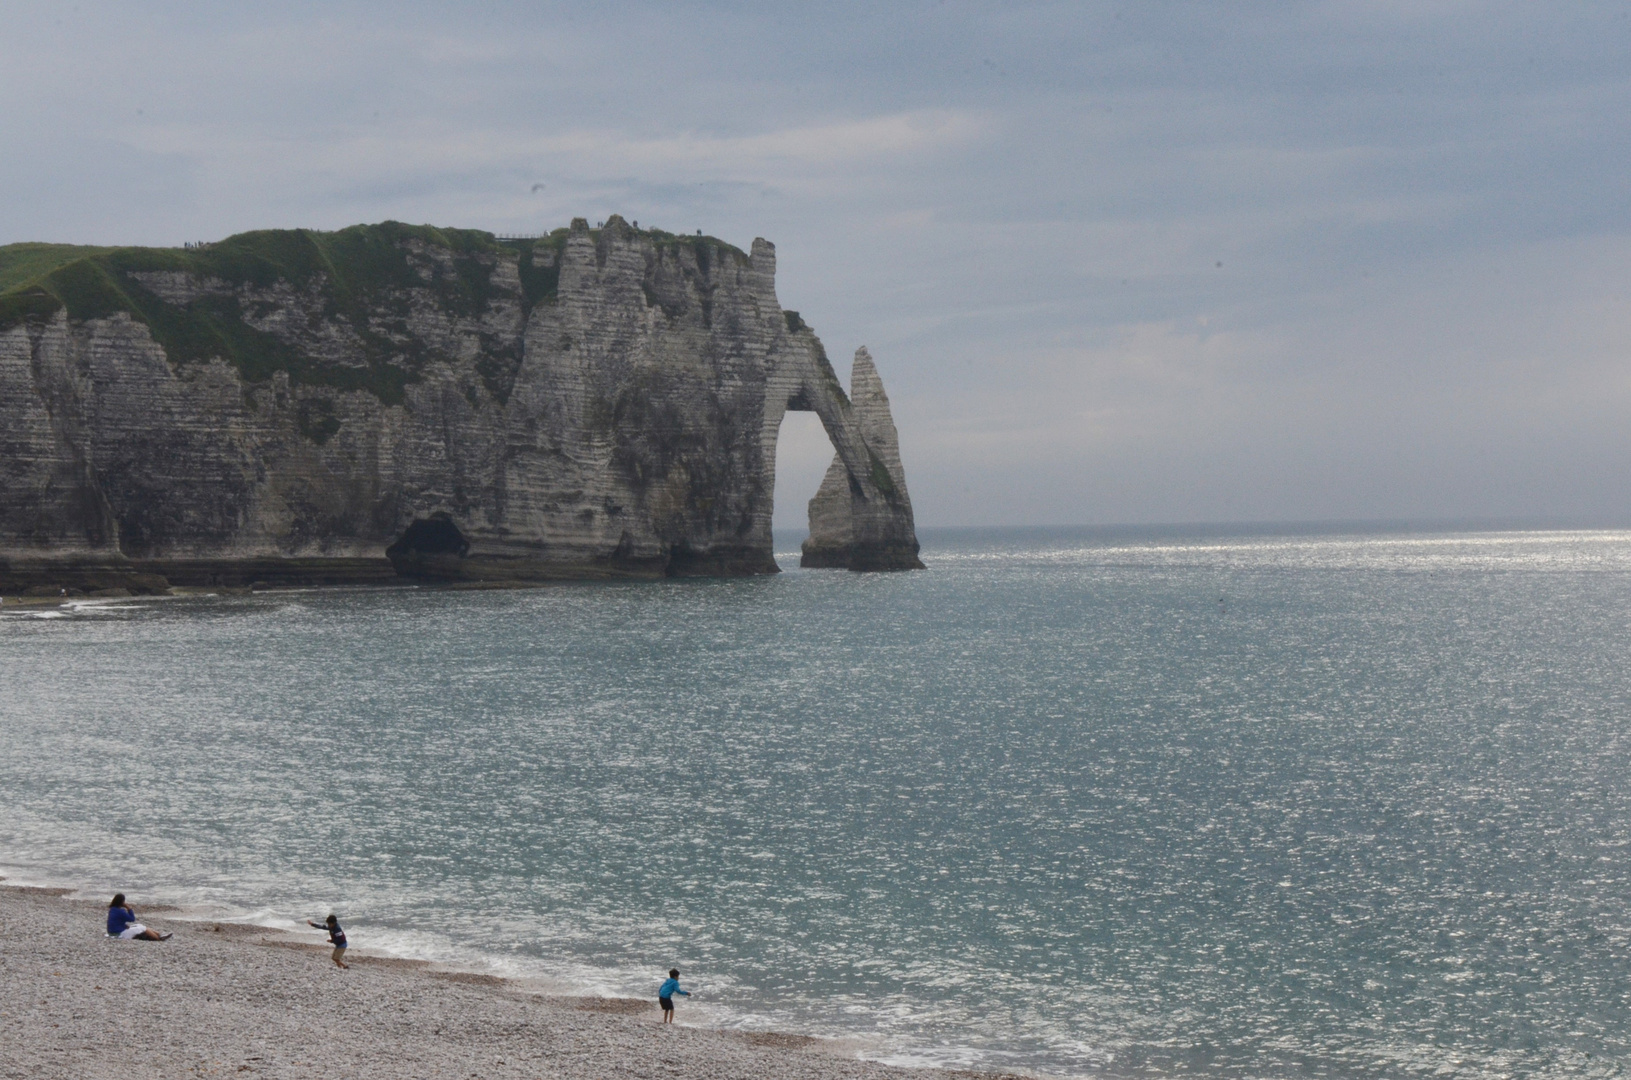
[0,217,922,591]
[801,347,924,570]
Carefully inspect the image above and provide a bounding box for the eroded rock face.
[0,217,922,590]
[801,348,924,571]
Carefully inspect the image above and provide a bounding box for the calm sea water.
[3,527,1630,1079]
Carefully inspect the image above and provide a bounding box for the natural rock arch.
[760,345,923,571]
[0,216,923,590]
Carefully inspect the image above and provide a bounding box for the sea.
[2,525,1629,1080]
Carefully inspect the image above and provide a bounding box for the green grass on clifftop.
[0,224,528,404]
[0,221,757,406]
[0,243,116,295]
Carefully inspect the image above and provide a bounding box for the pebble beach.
[0,883,973,1080]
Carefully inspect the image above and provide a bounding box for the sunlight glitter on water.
[3,527,1630,1078]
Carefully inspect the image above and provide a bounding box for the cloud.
[892,229,1631,524]
[538,111,985,171]
[124,109,983,192]
[5,1,1631,525]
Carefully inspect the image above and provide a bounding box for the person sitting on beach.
[106,894,170,941]
[658,968,689,1023]
[307,914,349,968]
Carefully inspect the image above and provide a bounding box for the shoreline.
[0,879,1024,1080]
[0,551,825,608]
[0,542,797,597]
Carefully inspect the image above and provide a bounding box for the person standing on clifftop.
[658,968,689,1022]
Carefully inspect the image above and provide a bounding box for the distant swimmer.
[658,968,689,1023]
[106,893,171,941]
[308,914,349,968]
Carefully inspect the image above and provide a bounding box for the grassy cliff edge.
[0,221,748,405]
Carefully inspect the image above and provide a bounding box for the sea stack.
[0,217,923,592]
[801,347,924,571]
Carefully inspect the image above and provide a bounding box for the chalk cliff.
[0,217,921,592]
[802,347,924,570]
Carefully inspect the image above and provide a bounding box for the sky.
[4,1,1630,529]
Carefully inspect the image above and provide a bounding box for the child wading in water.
[308,914,349,968]
[658,968,689,1022]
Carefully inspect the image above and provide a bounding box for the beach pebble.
[0,885,960,1080]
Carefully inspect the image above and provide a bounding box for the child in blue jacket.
[658,968,689,1022]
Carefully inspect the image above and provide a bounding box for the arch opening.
[772,409,836,561]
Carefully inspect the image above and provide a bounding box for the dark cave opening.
[386,516,471,561]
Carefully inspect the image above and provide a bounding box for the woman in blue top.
[106,894,170,941]
[658,968,689,1023]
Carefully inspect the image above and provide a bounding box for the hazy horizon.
[6,2,1629,529]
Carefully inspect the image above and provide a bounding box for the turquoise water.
[3,527,1630,1078]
